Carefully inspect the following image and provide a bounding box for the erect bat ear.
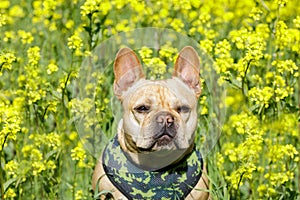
[173,46,201,98]
[113,47,145,100]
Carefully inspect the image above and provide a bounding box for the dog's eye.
[177,105,190,113]
[134,105,150,113]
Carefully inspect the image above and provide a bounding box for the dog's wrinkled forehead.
[122,78,198,106]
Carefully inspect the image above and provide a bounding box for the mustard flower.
[200,96,208,115]
[17,30,34,44]
[215,39,232,58]
[65,19,75,29]
[32,161,46,176]
[275,21,288,49]
[9,5,25,18]
[30,149,43,162]
[68,32,83,56]
[268,144,298,163]
[71,143,86,161]
[216,152,224,170]
[144,57,167,80]
[115,19,130,32]
[27,46,41,66]
[46,132,61,149]
[0,52,17,71]
[80,0,101,16]
[71,142,87,168]
[275,0,288,7]
[257,184,276,198]
[214,39,234,75]
[0,103,22,150]
[226,163,256,189]
[75,189,85,200]
[215,57,234,74]
[267,114,298,137]
[170,18,185,32]
[272,59,298,76]
[223,143,238,162]
[138,47,153,59]
[159,44,178,62]
[0,13,7,27]
[4,188,16,199]
[229,28,249,50]
[130,0,146,13]
[47,60,59,74]
[46,160,57,170]
[293,16,300,28]
[255,23,270,39]
[229,112,260,135]
[200,39,214,54]
[249,7,263,21]
[248,86,274,108]
[3,31,16,42]
[4,160,18,177]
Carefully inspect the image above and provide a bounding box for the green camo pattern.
[102,136,203,200]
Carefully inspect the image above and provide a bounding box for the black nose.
[156,112,174,127]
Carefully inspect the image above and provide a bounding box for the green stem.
[88,13,93,51]
[0,63,4,72]
[61,68,73,118]
[34,175,39,199]
[72,164,77,200]
[298,61,300,192]
[0,134,9,200]
[241,60,252,98]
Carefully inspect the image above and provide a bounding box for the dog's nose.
[156,112,174,127]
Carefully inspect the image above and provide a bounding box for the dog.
[92,46,209,200]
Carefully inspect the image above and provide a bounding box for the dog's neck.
[117,119,194,171]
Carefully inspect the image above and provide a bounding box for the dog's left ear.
[173,46,201,98]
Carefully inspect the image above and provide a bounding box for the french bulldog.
[92,46,209,200]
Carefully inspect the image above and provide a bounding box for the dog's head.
[114,46,201,157]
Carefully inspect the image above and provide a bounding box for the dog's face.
[114,46,201,155]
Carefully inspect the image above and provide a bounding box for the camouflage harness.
[102,137,204,200]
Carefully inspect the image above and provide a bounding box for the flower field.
[0,0,299,199]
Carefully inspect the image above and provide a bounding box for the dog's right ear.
[114,47,145,100]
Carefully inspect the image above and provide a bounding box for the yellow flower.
[0,52,17,71]
[4,188,16,199]
[47,61,59,74]
[293,16,300,28]
[0,0,10,9]
[68,33,83,56]
[71,143,86,162]
[138,47,153,59]
[0,13,7,27]
[275,0,288,7]
[80,0,101,16]
[27,46,41,66]
[4,160,18,177]
[170,18,185,32]
[3,31,16,42]
[249,7,263,21]
[9,5,25,18]
[32,161,46,176]
[17,30,34,44]
[75,189,85,200]
[159,44,178,62]
[200,39,214,54]
[65,19,75,29]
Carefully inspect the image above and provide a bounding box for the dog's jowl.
[92,46,210,200]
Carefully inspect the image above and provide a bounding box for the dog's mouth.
[138,128,177,152]
[155,128,175,145]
